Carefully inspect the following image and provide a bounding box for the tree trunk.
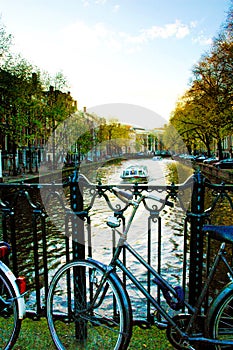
[28,141,33,173]
[217,138,223,160]
[12,142,17,176]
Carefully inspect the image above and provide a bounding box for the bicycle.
[0,242,26,350]
[47,186,233,349]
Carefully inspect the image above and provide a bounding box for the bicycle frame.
[90,192,233,347]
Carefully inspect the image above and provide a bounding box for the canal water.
[81,157,193,266]
[72,157,194,317]
[0,158,195,317]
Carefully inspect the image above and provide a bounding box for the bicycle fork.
[0,261,26,319]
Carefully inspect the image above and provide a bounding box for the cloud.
[192,33,213,46]
[62,19,194,56]
[81,0,108,6]
[81,0,119,12]
[113,4,120,12]
[81,0,90,7]
[141,20,191,40]
[61,21,119,53]
[95,0,107,4]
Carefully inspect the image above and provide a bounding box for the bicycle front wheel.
[47,259,132,350]
[0,269,21,350]
[206,282,233,349]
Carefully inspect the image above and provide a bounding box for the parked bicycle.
[47,186,233,349]
[0,242,26,350]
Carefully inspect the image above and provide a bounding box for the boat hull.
[120,164,149,183]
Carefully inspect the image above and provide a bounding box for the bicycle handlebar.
[146,194,174,207]
[112,187,134,201]
[112,187,173,207]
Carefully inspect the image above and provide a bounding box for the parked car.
[195,155,207,163]
[203,157,219,165]
[213,158,233,169]
[176,154,196,160]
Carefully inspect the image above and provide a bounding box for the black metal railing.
[0,170,233,324]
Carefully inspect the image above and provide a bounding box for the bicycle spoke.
[47,260,132,349]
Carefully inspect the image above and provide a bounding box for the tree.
[191,42,233,157]
[1,55,45,173]
[171,84,224,157]
[168,3,233,158]
[96,120,131,157]
[170,31,233,157]
[0,18,13,65]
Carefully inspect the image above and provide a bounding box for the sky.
[0,0,231,128]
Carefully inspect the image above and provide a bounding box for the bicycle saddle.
[202,225,233,244]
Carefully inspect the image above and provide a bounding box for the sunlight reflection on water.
[80,158,192,318]
[7,158,193,316]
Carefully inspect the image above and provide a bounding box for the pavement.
[0,171,39,183]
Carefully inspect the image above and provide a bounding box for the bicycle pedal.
[154,320,168,330]
[153,311,168,329]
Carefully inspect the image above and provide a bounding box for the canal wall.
[5,158,233,186]
[4,158,124,184]
[196,163,233,184]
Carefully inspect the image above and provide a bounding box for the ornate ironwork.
[0,170,233,323]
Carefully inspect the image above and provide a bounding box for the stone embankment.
[197,163,233,184]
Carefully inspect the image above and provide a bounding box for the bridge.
[0,170,233,324]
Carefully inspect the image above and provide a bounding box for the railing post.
[69,169,87,343]
[188,171,206,306]
[70,169,85,260]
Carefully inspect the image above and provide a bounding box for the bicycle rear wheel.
[47,259,132,350]
[0,269,21,350]
[206,282,233,349]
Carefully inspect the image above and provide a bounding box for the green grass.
[129,325,173,349]
[13,318,55,350]
[12,318,173,349]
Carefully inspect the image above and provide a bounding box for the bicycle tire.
[47,259,132,350]
[206,281,233,349]
[0,269,21,350]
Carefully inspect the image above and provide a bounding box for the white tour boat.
[120,164,149,183]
